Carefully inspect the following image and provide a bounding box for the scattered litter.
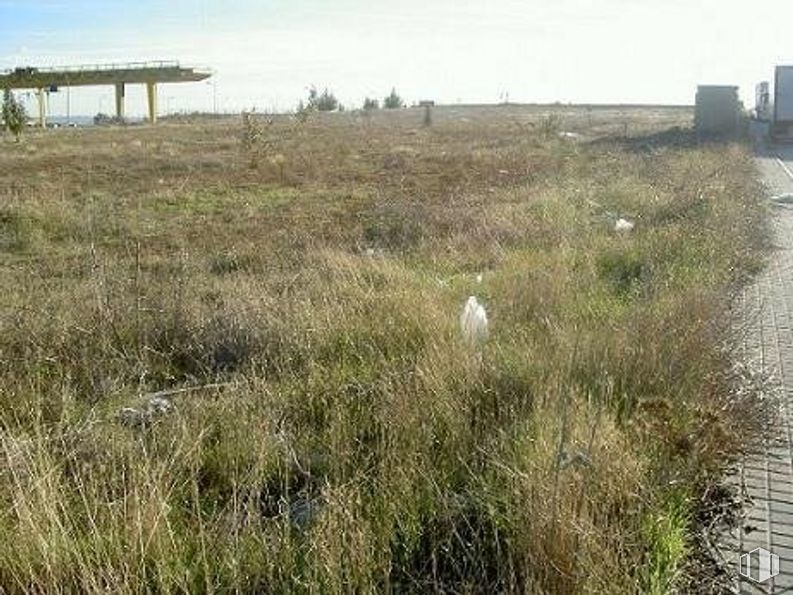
[586,199,603,209]
[117,396,175,429]
[476,273,483,284]
[460,296,489,344]
[115,384,228,429]
[361,247,384,258]
[558,131,580,139]
[770,193,793,204]
[498,169,510,175]
[559,448,593,470]
[614,218,635,232]
[117,407,147,428]
[146,396,173,416]
[288,496,324,529]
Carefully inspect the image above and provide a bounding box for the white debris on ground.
[558,448,593,470]
[770,193,793,204]
[288,497,324,529]
[476,273,483,283]
[558,131,581,139]
[614,218,635,232]
[147,396,174,415]
[117,396,175,428]
[361,246,384,257]
[118,407,148,428]
[460,296,489,344]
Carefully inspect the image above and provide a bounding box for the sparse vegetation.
[241,111,274,168]
[384,87,404,109]
[1,88,26,141]
[538,112,562,138]
[93,112,127,126]
[307,85,339,112]
[0,106,769,592]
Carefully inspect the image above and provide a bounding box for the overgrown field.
[0,106,769,592]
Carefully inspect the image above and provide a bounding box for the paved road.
[721,147,793,594]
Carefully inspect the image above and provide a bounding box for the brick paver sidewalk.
[721,152,793,594]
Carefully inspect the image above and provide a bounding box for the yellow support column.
[115,82,125,119]
[37,88,47,128]
[146,82,158,123]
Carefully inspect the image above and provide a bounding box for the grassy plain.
[0,105,769,592]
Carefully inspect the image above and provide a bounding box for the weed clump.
[597,249,648,295]
[0,208,31,252]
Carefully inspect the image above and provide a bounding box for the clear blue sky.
[1,0,791,116]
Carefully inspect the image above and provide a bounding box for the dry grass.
[0,105,769,593]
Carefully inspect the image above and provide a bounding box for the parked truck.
[774,66,793,140]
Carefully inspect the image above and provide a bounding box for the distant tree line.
[298,86,406,114]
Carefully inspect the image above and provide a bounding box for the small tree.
[306,87,319,110]
[307,86,339,112]
[2,89,26,141]
[363,97,379,110]
[383,88,404,109]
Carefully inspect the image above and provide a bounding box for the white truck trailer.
[773,65,793,140]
